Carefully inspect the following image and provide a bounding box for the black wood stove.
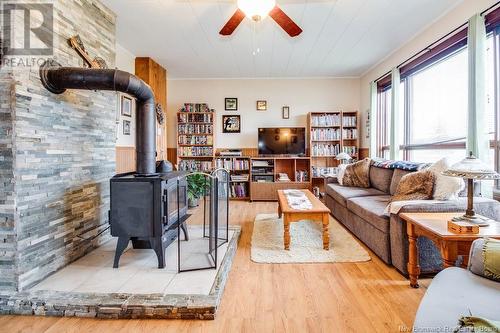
[39,62,191,270]
[110,172,189,268]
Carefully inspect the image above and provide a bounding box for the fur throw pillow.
[341,158,371,188]
[427,158,465,200]
[392,170,435,202]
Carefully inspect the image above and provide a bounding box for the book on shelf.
[311,128,341,141]
[230,183,248,198]
[178,146,213,157]
[215,158,250,171]
[342,115,357,127]
[277,173,291,182]
[178,124,213,135]
[295,170,309,182]
[342,128,358,140]
[343,146,358,156]
[311,114,341,127]
[178,160,213,172]
[178,113,213,123]
[178,135,213,145]
[312,143,340,157]
[181,103,212,113]
[312,166,338,178]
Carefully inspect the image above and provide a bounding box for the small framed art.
[256,100,267,111]
[282,106,290,119]
[121,95,132,117]
[222,115,241,133]
[123,120,131,135]
[225,98,238,111]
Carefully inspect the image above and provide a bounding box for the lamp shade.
[336,152,352,161]
[442,154,500,180]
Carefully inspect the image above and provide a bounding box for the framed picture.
[222,115,241,133]
[225,98,238,111]
[256,100,267,111]
[282,106,290,119]
[121,95,132,117]
[123,120,131,135]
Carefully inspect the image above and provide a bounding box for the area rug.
[251,214,371,263]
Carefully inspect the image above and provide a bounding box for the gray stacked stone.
[1,0,117,292]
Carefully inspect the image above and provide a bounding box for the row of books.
[342,129,358,140]
[296,170,309,182]
[178,147,213,157]
[312,143,341,157]
[311,114,341,127]
[178,113,213,123]
[230,183,248,198]
[178,160,213,172]
[343,146,358,156]
[181,103,211,113]
[343,116,357,127]
[311,128,341,141]
[215,159,250,170]
[178,124,213,134]
[312,166,338,178]
[178,135,213,145]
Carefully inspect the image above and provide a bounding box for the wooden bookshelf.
[250,157,311,201]
[214,156,251,200]
[308,111,359,194]
[177,103,215,172]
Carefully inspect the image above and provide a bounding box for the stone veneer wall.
[0,0,117,292]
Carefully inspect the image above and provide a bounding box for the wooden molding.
[116,146,136,173]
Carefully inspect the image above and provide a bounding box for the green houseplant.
[187,174,210,208]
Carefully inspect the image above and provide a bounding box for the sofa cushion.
[413,267,500,332]
[342,158,371,188]
[390,169,413,195]
[346,195,391,233]
[326,183,386,207]
[369,166,394,193]
[391,170,435,202]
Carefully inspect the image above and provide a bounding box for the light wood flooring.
[0,201,430,333]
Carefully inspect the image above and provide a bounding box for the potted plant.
[187,174,210,208]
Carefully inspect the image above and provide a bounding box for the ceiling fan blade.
[219,9,246,35]
[269,5,303,37]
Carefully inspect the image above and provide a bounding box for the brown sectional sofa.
[325,162,500,275]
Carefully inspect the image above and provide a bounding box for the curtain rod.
[373,1,500,84]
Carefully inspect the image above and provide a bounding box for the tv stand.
[250,156,311,201]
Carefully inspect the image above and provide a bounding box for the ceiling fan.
[220,0,302,37]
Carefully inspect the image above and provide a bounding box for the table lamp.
[336,152,352,165]
[442,152,500,226]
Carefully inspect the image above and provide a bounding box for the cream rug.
[251,214,371,264]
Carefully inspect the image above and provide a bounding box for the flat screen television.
[258,128,306,156]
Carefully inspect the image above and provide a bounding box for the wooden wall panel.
[135,57,168,161]
[116,147,136,173]
[359,148,369,159]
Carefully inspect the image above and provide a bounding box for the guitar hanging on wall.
[68,35,108,69]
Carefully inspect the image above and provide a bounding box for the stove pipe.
[40,61,156,175]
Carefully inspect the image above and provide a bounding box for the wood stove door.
[164,180,187,226]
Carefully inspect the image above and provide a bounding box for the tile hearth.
[0,226,241,320]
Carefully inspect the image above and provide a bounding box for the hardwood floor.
[0,201,430,333]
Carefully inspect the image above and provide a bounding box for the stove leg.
[180,222,189,241]
[113,237,130,268]
[150,237,165,269]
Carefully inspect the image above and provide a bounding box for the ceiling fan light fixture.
[237,0,276,21]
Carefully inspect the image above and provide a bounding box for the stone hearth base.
[0,226,240,320]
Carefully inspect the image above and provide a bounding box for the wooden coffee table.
[277,189,331,251]
[400,212,500,288]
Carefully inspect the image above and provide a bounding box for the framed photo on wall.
[282,106,290,119]
[256,100,267,111]
[123,120,131,135]
[225,98,238,111]
[222,115,241,133]
[121,95,132,117]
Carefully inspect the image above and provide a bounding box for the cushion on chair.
[326,183,386,207]
[390,169,413,195]
[346,195,391,233]
[342,158,371,188]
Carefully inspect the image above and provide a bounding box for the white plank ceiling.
[101,0,463,78]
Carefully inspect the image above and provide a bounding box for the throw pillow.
[341,158,371,188]
[391,170,435,202]
[337,164,347,186]
[427,158,465,200]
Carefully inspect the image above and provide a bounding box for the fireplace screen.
[177,169,230,273]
